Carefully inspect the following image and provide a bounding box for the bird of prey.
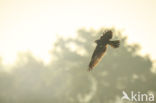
[88,30,120,71]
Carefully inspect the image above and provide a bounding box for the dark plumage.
[88,30,120,71]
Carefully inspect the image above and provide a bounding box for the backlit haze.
[0,0,156,65]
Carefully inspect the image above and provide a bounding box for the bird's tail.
[108,40,120,48]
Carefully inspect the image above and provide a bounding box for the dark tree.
[0,28,155,103]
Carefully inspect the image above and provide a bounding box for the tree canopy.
[0,28,155,103]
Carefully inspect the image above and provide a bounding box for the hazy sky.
[0,0,156,64]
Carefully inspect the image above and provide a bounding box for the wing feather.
[88,44,107,71]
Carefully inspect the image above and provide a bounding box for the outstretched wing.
[88,44,107,71]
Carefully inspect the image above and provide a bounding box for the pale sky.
[0,0,156,64]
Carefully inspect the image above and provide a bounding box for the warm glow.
[0,0,156,65]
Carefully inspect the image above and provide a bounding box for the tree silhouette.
[0,28,155,103]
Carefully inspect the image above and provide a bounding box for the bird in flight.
[88,30,120,71]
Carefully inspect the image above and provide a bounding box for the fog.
[0,28,155,103]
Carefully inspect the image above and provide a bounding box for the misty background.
[0,28,156,103]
